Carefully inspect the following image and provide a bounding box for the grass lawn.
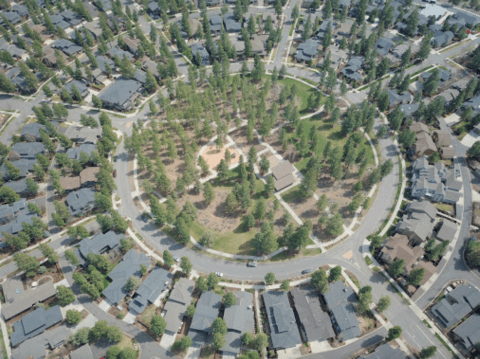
[141,305,156,325]
[290,115,376,174]
[434,203,454,213]
[117,334,136,351]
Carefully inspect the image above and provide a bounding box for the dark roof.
[130,267,172,313]
[0,199,26,223]
[11,142,45,159]
[4,178,28,194]
[2,281,56,320]
[10,305,63,347]
[63,80,89,97]
[0,159,35,180]
[263,291,302,349]
[12,325,70,359]
[21,123,46,140]
[322,281,361,341]
[189,291,222,334]
[77,230,123,260]
[358,343,406,359]
[52,39,82,55]
[163,278,195,333]
[452,313,480,351]
[107,47,134,61]
[420,69,451,82]
[375,37,394,56]
[222,291,254,354]
[432,284,480,328]
[70,344,94,359]
[102,249,150,305]
[65,188,96,216]
[12,4,29,17]
[436,220,457,241]
[66,143,96,160]
[98,77,142,109]
[291,286,335,342]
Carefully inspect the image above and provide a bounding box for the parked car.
[301,269,312,275]
[174,257,180,263]
[114,156,118,162]
[247,261,257,267]
[215,272,224,277]
[113,170,117,178]
[141,215,149,223]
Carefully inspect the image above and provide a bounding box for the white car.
[215,272,224,277]
[174,257,180,263]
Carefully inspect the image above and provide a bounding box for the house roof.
[59,176,81,191]
[11,142,45,159]
[421,69,451,82]
[80,167,100,185]
[65,188,96,216]
[388,90,412,106]
[262,291,302,349]
[452,313,480,351]
[163,278,195,333]
[107,47,134,61]
[10,305,63,347]
[413,132,437,156]
[272,161,295,180]
[462,94,480,114]
[440,147,455,159]
[70,344,94,359]
[406,200,438,220]
[436,220,457,241]
[375,37,394,56]
[0,199,26,224]
[77,230,123,260]
[291,286,335,342]
[4,178,29,194]
[358,343,406,359]
[2,281,56,320]
[63,80,89,97]
[102,249,150,305]
[420,4,450,18]
[432,284,480,328]
[274,173,295,192]
[222,291,254,354]
[12,325,70,359]
[189,291,222,334]
[68,126,101,144]
[130,266,172,314]
[21,123,46,140]
[381,233,424,269]
[99,77,142,109]
[400,104,419,118]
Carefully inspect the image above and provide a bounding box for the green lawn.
[277,77,320,114]
[288,115,376,174]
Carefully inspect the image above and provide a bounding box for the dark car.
[141,215,149,223]
[301,269,312,275]
[114,156,118,162]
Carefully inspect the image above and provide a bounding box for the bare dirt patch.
[202,144,241,170]
[229,127,266,157]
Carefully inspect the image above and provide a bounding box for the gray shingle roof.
[21,123,46,141]
[263,291,302,349]
[2,281,56,320]
[189,291,222,334]
[163,278,195,333]
[130,266,172,313]
[63,80,89,98]
[10,305,63,347]
[102,249,150,305]
[12,325,70,359]
[375,37,394,56]
[436,220,457,241]
[70,344,94,359]
[11,142,45,159]
[66,143,96,160]
[99,77,142,110]
[4,178,28,195]
[291,286,334,342]
[432,284,480,328]
[222,291,254,354]
[0,159,35,180]
[452,313,480,351]
[358,343,406,359]
[322,281,361,341]
[77,230,123,260]
[65,188,96,216]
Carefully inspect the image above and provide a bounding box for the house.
[396,200,437,244]
[11,142,45,159]
[59,176,81,192]
[0,199,27,225]
[440,147,455,159]
[84,19,103,40]
[430,31,454,47]
[340,56,364,82]
[222,291,255,355]
[410,122,429,135]
[12,4,29,18]
[66,143,96,161]
[437,88,460,106]
[449,9,480,28]
[69,126,101,144]
[358,343,406,359]
[322,281,361,341]
[52,39,82,56]
[163,278,195,335]
[63,80,89,99]
[130,267,173,314]
[70,344,94,359]
[4,178,30,197]
[271,161,296,191]
[262,291,302,349]
[291,286,335,343]
[147,2,161,18]
[400,104,419,120]
[60,10,82,26]
[80,167,100,187]
[294,39,319,63]
[11,325,70,359]
[189,291,222,343]
[102,249,150,305]
[10,305,63,346]
[0,209,38,239]
[99,77,142,112]
[421,69,451,83]
[461,94,480,115]
[388,90,412,108]
[123,36,141,56]
[452,313,480,352]
[21,123,45,142]
[65,188,96,216]
[411,132,437,159]
[75,230,123,265]
[0,11,21,25]
[224,14,242,33]
[431,284,480,328]
[191,43,210,66]
[0,158,37,180]
[420,4,451,20]
[251,34,268,56]
[374,37,394,56]
[43,47,64,68]
[107,47,134,62]
[209,15,223,34]
[205,0,221,5]
[436,219,457,241]
[2,277,56,320]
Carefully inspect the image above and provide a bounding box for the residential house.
[70,344,94,359]
[431,284,480,328]
[0,207,38,239]
[291,286,335,343]
[163,278,195,335]
[11,142,45,159]
[130,267,173,314]
[80,167,100,187]
[0,199,27,225]
[10,305,63,346]
[388,90,413,108]
[60,10,82,26]
[189,291,222,344]
[107,47,134,61]
[440,147,455,159]
[435,219,457,241]
[43,47,65,68]
[410,132,437,159]
[294,39,319,63]
[65,188,96,217]
[52,39,83,56]
[262,290,302,349]
[84,19,103,40]
[271,161,296,191]
[409,122,428,134]
[374,37,394,56]
[452,313,480,352]
[11,325,70,359]
[123,36,141,56]
[396,200,437,244]
[99,77,142,112]
[0,11,21,25]
[21,123,45,142]
[430,31,454,47]
[461,94,480,115]
[75,230,123,265]
[63,80,89,99]
[69,126,101,144]
[420,4,452,20]
[400,104,419,120]
[102,249,150,305]
[2,277,56,320]
[59,176,81,193]
[251,34,268,57]
[421,69,451,83]
[66,143,96,161]
[437,88,460,107]
[340,56,364,82]
[322,281,361,341]
[12,4,29,18]
[358,343,406,359]
[224,14,242,33]
[191,43,210,66]
[222,291,255,355]
[147,2,161,18]
[4,178,30,197]
[209,15,223,34]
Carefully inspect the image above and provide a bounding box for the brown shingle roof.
[59,176,81,191]
[433,130,452,147]
[271,161,295,180]
[409,122,430,134]
[381,233,424,270]
[80,167,100,185]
